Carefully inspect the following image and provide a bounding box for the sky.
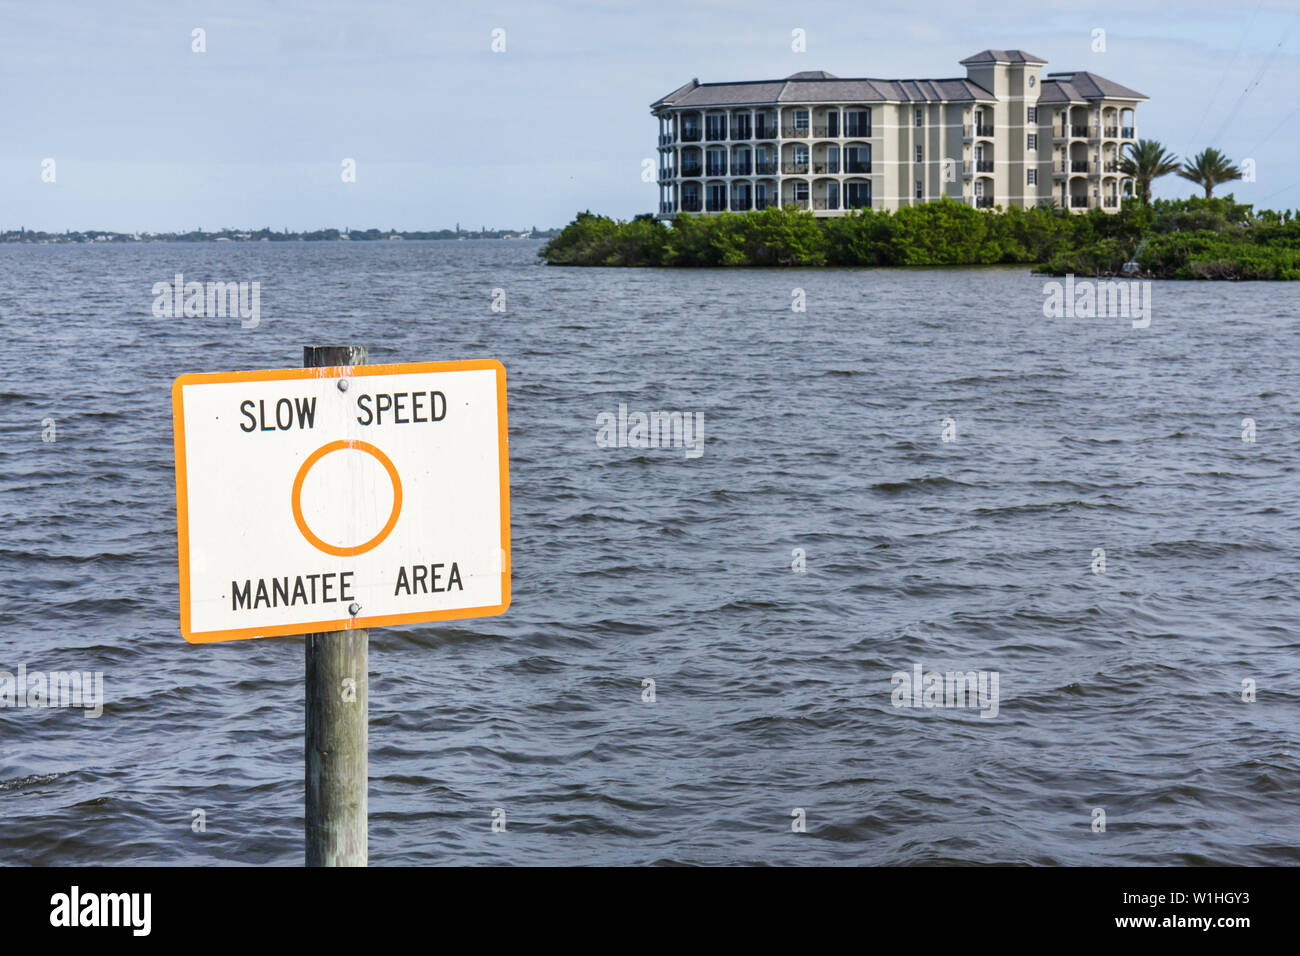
[2,0,1299,232]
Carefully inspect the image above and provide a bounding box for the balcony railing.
[658,133,675,146]
[813,125,840,138]
[1103,196,1118,208]
[845,196,871,210]
[1070,124,1089,137]
[657,166,675,181]
[782,162,810,174]
[1070,195,1089,208]
[844,161,871,174]
[681,198,702,212]
[658,201,675,215]
[1103,126,1119,138]
[1071,160,1089,173]
[975,159,994,172]
[975,196,994,208]
[755,197,775,210]
[731,195,752,211]
[1121,126,1135,138]
[813,197,840,210]
[813,162,841,174]
[730,126,751,141]
[680,164,703,178]
[782,126,810,138]
[785,198,811,210]
[705,163,727,176]
[754,160,778,175]
[681,129,701,142]
[844,125,871,137]
[704,127,727,142]
[705,198,726,211]
[1104,161,1119,173]
[731,161,753,175]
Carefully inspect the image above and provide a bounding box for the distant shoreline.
[2,228,558,245]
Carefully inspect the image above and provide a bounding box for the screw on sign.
[171,347,511,865]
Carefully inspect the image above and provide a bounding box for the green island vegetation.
[542,145,1300,279]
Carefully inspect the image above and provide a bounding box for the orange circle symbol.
[291,439,402,556]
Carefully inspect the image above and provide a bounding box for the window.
[827,111,839,137]
[1027,169,1037,185]
[1028,134,1037,150]
[794,110,809,132]
[846,109,870,137]
[846,180,871,208]
[915,145,923,163]
[826,181,839,209]
[793,144,809,165]
[915,180,923,200]
[794,181,809,202]
[915,108,923,127]
[1027,107,1037,123]
[845,145,870,173]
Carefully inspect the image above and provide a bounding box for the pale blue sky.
[3,0,1298,231]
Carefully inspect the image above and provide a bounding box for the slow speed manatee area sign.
[171,359,510,643]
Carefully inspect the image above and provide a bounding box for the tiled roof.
[959,49,1047,65]
[652,75,995,108]
[1039,71,1147,102]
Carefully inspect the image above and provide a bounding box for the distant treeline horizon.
[1,225,560,243]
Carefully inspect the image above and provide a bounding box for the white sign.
[171,360,510,643]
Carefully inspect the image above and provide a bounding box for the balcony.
[1121,126,1135,138]
[1103,196,1118,208]
[782,126,810,138]
[705,163,727,177]
[1070,160,1089,173]
[730,126,752,141]
[658,133,675,147]
[658,201,675,216]
[754,197,775,210]
[975,196,994,208]
[1070,195,1089,208]
[813,125,840,138]
[813,197,840,210]
[731,160,753,176]
[681,198,702,212]
[968,124,994,137]
[731,195,752,211]
[704,127,728,143]
[845,196,871,210]
[844,161,871,174]
[975,159,994,172]
[681,129,701,142]
[813,162,841,174]
[785,198,811,210]
[705,198,726,212]
[1104,161,1119,173]
[754,160,778,175]
[1103,126,1119,138]
[844,125,871,138]
[1070,124,1089,137]
[782,162,810,174]
[657,166,675,182]
[680,164,703,178]
[754,127,777,140]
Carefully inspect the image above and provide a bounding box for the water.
[1,239,1297,865]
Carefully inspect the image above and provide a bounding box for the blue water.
[1,239,1297,864]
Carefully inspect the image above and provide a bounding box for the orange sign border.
[171,359,511,644]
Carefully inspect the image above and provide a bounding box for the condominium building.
[651,49,1146,217]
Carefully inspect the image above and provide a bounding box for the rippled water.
[1,239,1297,865]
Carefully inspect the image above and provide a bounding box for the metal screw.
[337,378,350,392]
[348,602,361,616]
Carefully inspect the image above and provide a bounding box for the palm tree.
[1118,139,1180,204]
[1177,147,1243,199]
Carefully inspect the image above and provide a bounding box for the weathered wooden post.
[303,345,368,867]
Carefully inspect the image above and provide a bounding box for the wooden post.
[303,345,368,867]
